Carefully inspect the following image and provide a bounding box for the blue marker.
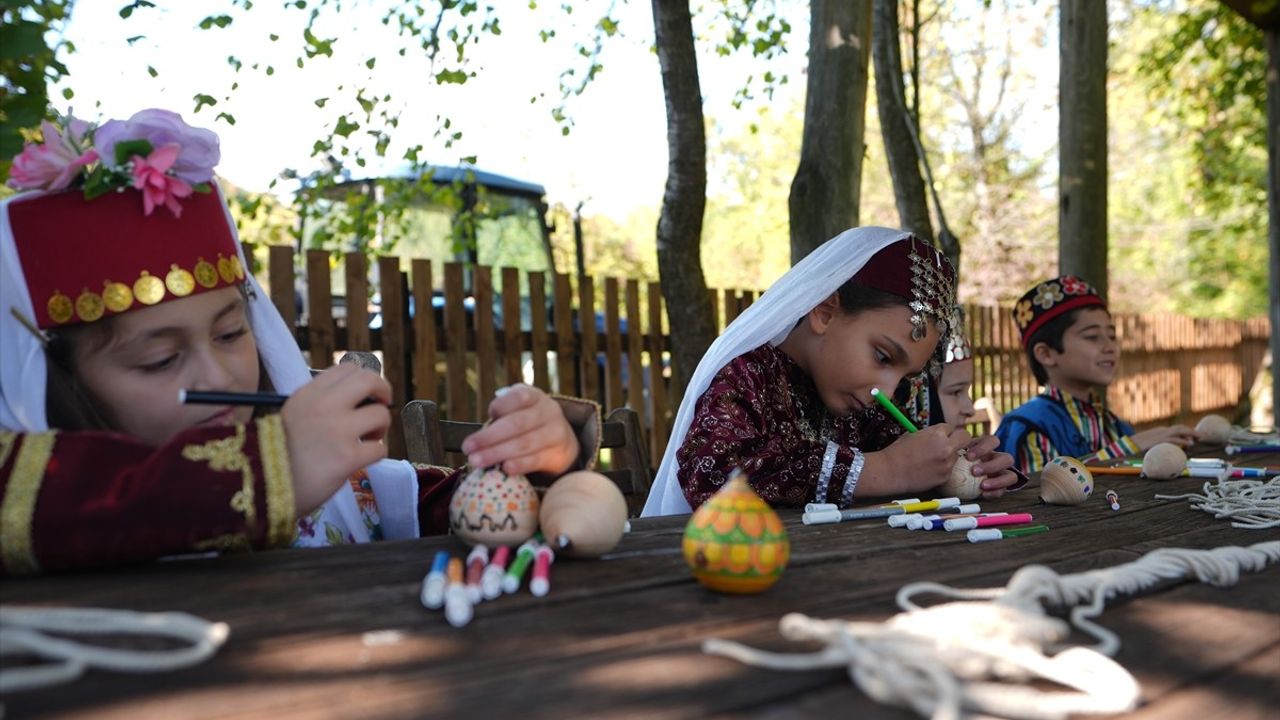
[420,550,449,610]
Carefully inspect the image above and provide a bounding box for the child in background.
[641,229,1020,517]
[995,276,1197,473]
[0,109,594,575]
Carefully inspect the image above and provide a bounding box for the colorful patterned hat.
[1012,275,1106,348]
[4,109,241,329]
[852,236,957,342]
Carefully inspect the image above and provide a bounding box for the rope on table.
[1156,477,1280,529]
[703,541,1280,720]
[0,607,229,693]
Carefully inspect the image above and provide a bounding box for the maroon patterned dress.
[675,343,905,510]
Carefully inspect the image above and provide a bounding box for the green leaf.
[0,20,46,57]
[61,87,74,100]
[198,15,233,30]
[193,93,218,112]
[113,139,155,164]
[314,97,329,108]
[192,182,213,194]
[434,68,468,84]
[147,65,158,78]
[365,57,376,69]
[334,115,359,137]
[216,111,237,125]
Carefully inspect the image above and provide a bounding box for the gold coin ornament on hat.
[133,271,165,305]
[1039,456,1094,505]
[47,290,74,324]
[165,264,196,297]
[74,288,104,323]
[102,281,134,313]
[194,258,219,288]
[230,255,245,280]
[683,469,789,594]
[216,255,235,284]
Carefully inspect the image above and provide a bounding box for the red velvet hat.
[8,188,242,328]
[852,235,957,341]
[1012,275,1106,348]
[4,109,240,329]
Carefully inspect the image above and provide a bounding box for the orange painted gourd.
[683,472,789,594]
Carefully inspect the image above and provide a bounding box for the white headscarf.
[640,226,914,517]
[0,187,419,542]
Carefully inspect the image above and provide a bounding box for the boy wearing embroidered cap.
[995,276,1197,474]
[0,110,595,575]
[641,230,1021,517]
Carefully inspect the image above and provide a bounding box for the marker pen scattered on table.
[502,539,538,594]
[1106,490,1120,511]
[1226,444,1280,455]
[870,387,919,433]
[530,544,555,597]
[943,513,1034,532]
[482,546,510,601]
[911,512,1007,531]
[889,504,983,528]
[420,550,449,610]
[803,497,961,525]
[809,498,923,514]
[464,545,488,604]
[444,557,473,628]
[967,524,1050,543]
[1229,467,1278,479]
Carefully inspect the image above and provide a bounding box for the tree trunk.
[872,0,934,243]
[788,0,874,264]
[651,0,715,399]
[1059,0,1108,298]
[1267,28,1279,428]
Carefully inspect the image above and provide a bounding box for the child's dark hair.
[1024,309,1084,385]
[835,280,949,376]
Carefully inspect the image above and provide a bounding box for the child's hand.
[963,435,1019,498]
[1130,425,1198,451]
[281,364,391,514]
[461,384,580,477]
[880,424,973,491]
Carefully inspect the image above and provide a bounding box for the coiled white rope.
[1156,477,1280,529]
[704,541,1280,720]
[0,607,229,693]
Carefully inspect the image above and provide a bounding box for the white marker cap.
[802,509,841,525]
[967,528,1004,543]
[943,516,979,531]
[805,503,838,513]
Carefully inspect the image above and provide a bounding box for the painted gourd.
[683,471,789,594]
[1142,442,1187,479]
[1039,456,1094,505]
[448,467,539,546]
[539,471,628,558]
[1195,414,1231,446]
[937,454,981,501]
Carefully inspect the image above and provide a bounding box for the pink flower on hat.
[6,119,98,191]
[131,144,194,217]
[95,109,219,184]
[1060,276,1090,296]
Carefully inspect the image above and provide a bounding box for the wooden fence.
[253,246,1272,463]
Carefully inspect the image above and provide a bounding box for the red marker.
[464,545,488,604]
[530,544,555,597]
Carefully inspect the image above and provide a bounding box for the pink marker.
[481,546,510,601]
[943,513,1034,532]
[464,545,488,604]
[530,544,555,597]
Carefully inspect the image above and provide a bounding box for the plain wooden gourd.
[1142,443,1187,480]
[1039,456,1094,505]
[937,455,981,501]
[538,471,628,558]
[448,467,540,546]
[1194,414,1232,446]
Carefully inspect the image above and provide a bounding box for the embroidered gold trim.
[182,424,255,526]
[194,534,252,553]
[46,258,244,326]
[411,462,456,474]
[256,416,296,547]
[0,431,16,470]
[1,432,56,575]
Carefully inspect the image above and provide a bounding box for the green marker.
[870,387,918,433]
[967,524,1050,543]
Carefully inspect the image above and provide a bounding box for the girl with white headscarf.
[0,109,591,575]
[641,228,1021,517]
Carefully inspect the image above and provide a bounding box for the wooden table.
[4,449,1279,719]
